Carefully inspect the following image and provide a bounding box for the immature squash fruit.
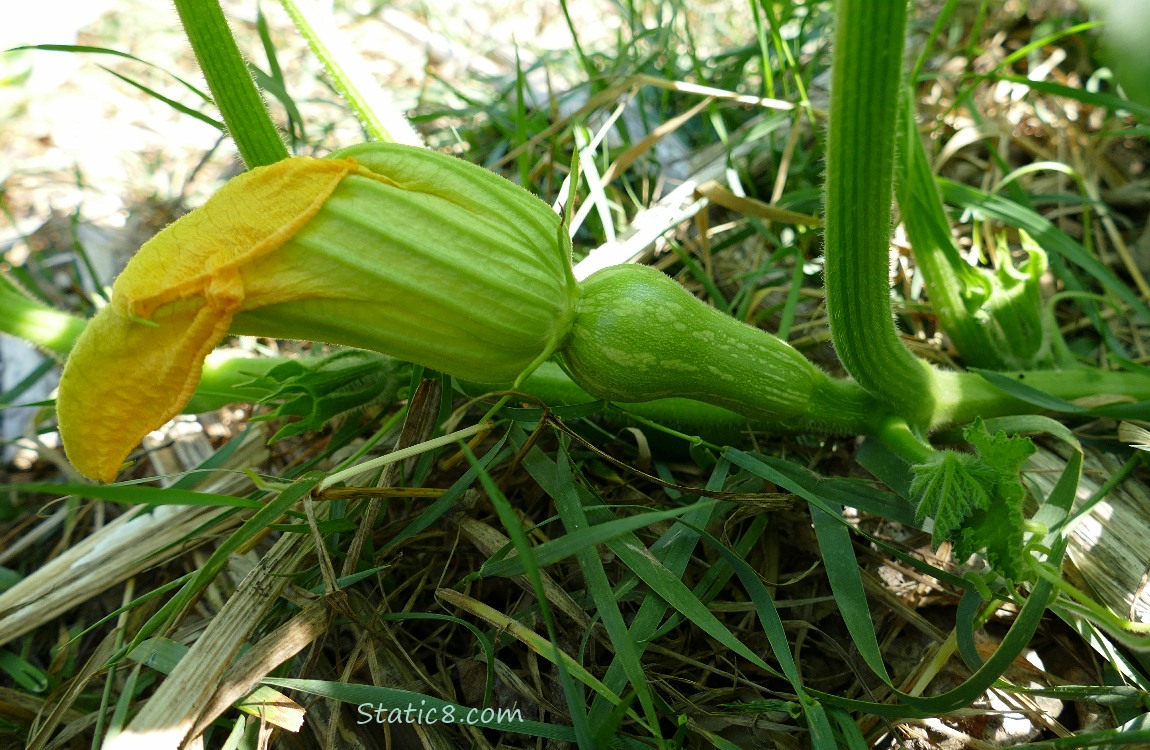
[560,264,820,422]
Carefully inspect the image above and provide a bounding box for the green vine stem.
[895,87,994,362]
[278,0,423,146]
[174,0,288,167]
[875,417,936,464]
[0,280,87,360]
[823,0,937,422]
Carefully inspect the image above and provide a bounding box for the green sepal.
[975,229,1052,368]
[242,350,407,442]
[909,450,995,546]
[897,88,1052,371]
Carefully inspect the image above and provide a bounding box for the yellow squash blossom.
[58,143,578,482]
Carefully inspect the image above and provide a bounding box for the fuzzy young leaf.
[964,417,1037,488]
[958,419,1037,578]
[912,419,1037,579]
[954,490,1027,580]
[909,450,996,546]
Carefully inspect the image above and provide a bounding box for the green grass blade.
[990,22,1102,77]
[2,483,263,509]
[117,473,323,659]
[378,436,511,556]
[987,74,1150,120]
[690,525,837,748]
[910,0,959,82]
[550,446,664,745]
[829,706,870,750]
[513,50,532,188]
[101,663,141,748]
[599,513,782,677]
[252,7,306,149]
[587,461,729,728]
[955,587,991,671]
[1015,726,1150,749]
[518,446,782,678]
[96,66,224,130]
[71,574,194,642]
[973,369,1088,413]
[556,0,596,88]
[724,445,1075,716]
[464,446,597,747]
[809,501,892,682]
[479,501,712,578]
[13,44,211,100]
[381,613,496,711]
[0,650,48,692]
[731,448,980,594]
[169,423,265,491]
[974,373,1150,422]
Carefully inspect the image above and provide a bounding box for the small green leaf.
[955,492,1026,579]
[964,417,1037,487]
[912,419,1037,579]
[909,450,995,546]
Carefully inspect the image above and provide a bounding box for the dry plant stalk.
[0,427,269,647]
[107,516,317,749]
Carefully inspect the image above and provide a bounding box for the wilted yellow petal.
[58,157,358,482]
[117,157,356,318]
[57,299,233,483]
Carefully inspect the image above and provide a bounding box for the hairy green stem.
[278,0,423,146]
[895,88,992,360]
[875,417,936,464]
[0,281,87,359]
[824,0,936,422]
[896,88,1051,371]
[174,0,288,167]
[931,369,1150,428]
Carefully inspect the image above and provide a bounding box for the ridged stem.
[824,0,936,424]
[10,285,1150,442]
[895,87,993,362]
[174,0,288,168]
